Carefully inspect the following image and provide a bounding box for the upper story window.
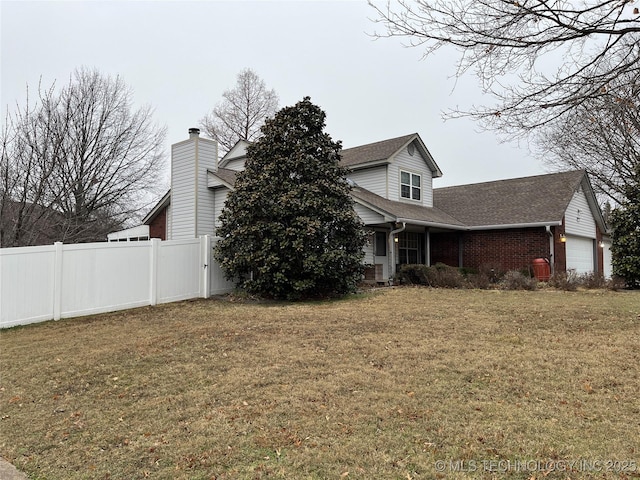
[400,170,421,201]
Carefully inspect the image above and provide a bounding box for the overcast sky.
[1,0,547,189]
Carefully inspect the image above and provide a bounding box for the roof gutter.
[395,218,466,230]
[346,159,390,171]
[394,219,560,231]
[465,221,562,231]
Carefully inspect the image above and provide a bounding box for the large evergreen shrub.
[610,173,640,288]
[214,97,367,299]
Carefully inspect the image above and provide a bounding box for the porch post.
[388,222,406,280]
[388,232,396,279]
[425,227,431,266]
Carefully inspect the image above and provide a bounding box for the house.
[137,129,611,282]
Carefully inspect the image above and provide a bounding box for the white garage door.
[566,235,595,274]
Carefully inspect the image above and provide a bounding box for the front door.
[374,231,389,281]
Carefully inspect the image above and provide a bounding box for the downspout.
[546,226,555,274]
[389,222,406,282]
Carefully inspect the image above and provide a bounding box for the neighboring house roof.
[351,186,465,229]
[142,190,170,225]
[340,133,443,178]
[0,199,65,246]
[433,170,606,230]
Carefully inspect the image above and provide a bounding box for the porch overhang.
[464,220,562,231]
[207,169,235,189]
[395,217,466,231]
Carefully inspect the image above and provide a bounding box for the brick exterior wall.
[430,232,460,267]
[431,227,551,272]
[553,220,566,274]
[148,206,167,240]
[596,225,604,275]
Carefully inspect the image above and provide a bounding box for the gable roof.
[351,186,465,229]
[340,133,443,177]
[145,168,606,233]
[143,130,606,234]
[433,170,602,229]
[207,168,461,228]
[218,139,250,168]
[142,190,170,225]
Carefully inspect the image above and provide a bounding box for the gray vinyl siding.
[391,147,434,207]
[423,175,433,207]
[223,157,246,172]
[170,138,217,240]
[220,141,249,168]
[565,188,596,238]
[171,141,196,239]
[196,139,217,237]
[362,231,375,265]
[213,188,229,233]
[354,202,386,225]
[207,171,226,188]
[166,204,172,239]
[347,166,387,197]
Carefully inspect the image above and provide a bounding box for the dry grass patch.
[1,288,639,479]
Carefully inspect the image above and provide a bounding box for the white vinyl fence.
[0,236,234,329]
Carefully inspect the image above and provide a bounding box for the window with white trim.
[398,232,423,264]
[400,170,421,201]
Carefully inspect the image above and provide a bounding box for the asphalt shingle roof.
[340,134,416,168]
[146,132,593,233]
[433,170,586,227]
[351,187,465,228]
[211,167,238,186]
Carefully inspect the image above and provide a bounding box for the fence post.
[0,252,3,323]
[53,242,63,320]
[201,235,211,299]
[150,238,159,306]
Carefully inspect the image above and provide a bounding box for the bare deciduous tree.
[370,0,640,137]
[1,83,68,247]
[200,68,279,155]
[0,67,167,247]
[539,67,640,204]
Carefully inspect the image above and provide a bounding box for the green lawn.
[1,288,639,479]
